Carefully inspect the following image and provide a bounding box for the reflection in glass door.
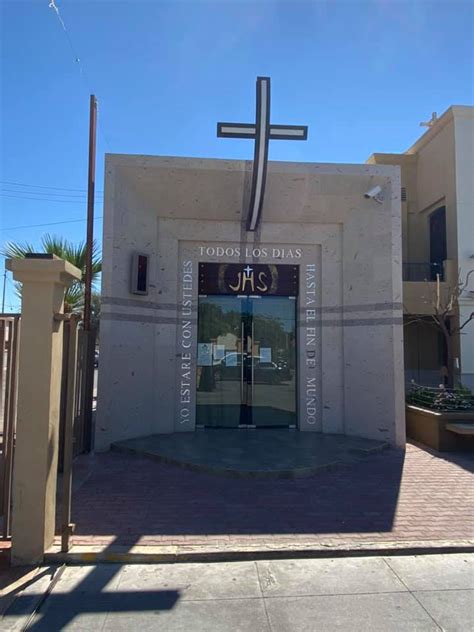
[249,296,296,426]
[196,296,244,427]
[196,295,296,427]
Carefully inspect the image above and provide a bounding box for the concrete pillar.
[6,255,81,565]
[443,258,457,285]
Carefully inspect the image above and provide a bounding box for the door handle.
[251,320,254,401]
[240,320,244,402]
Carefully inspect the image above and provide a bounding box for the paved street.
[2,554,473,631]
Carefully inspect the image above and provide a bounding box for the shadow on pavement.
[408,439,474,474]
[3,553,179,631]
[64,445,407,543]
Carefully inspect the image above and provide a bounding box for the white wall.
[454,112,474,388]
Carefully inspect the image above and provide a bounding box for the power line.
[1,194,103,204]
[49,0,90,89]
[95,102,114,155]
[0,180,104,194]
[1,216,103,231]
[48,1,114,153]
[2,188,103,199]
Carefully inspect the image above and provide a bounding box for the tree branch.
[451,312,474,335]
[459,269,474,294]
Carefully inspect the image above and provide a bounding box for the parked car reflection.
[214,352,286,384]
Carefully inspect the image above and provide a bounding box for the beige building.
[367,105,474,389]
[96,156,405,450]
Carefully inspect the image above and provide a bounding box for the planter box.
[406,405,474,451]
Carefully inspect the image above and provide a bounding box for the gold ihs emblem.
[228,265,269,292]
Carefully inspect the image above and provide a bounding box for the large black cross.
[217,76,308,231]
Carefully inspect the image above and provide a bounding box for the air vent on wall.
[401,187,407,202]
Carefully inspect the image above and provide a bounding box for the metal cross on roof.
[217,76,308,232]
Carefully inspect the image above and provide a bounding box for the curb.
[110,441,390,480]
[44,540,474,565]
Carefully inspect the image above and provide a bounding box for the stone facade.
[96,155,405,450]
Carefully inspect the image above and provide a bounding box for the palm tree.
[2,234,102,312]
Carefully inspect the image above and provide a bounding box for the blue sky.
[1,0,473,310]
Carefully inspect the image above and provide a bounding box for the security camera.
[364,185,382,199]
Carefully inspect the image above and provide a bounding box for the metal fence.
[0,313,96,541]
[403,263,444,282]
[0,316,20,539]
[406,382,474,412]
[58,322,96,469]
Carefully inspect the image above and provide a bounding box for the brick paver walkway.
[62,442,473,549]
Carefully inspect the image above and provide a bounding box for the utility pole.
[84,94,97,330]
[1,267,6,313]
[81,94,97,452]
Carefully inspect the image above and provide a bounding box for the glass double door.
[196,295,296,427]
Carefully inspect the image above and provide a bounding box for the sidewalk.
[51,441,473,559]
[2,554,473,631]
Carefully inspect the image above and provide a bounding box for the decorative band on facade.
[101,312,403,327]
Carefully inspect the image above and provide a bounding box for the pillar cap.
[6,255,82,286]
